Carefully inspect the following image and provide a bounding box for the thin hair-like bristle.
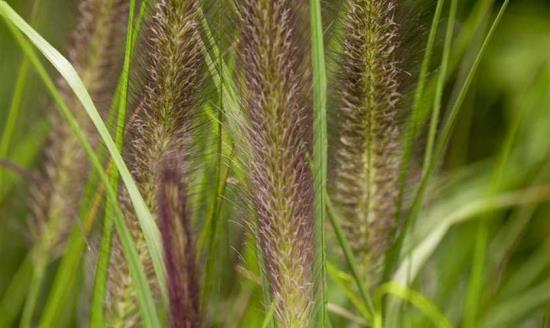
[107,0,204,325]
[332,0,401,282]
[29,0,128,259]
[237,0,315,326]
[157,154,200,328]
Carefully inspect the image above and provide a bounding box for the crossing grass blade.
[480,269,550,327]
[89,1,153,326]
[373,282,452,328]
[395,0,445,217]
[326,195,374,319]
[0,59,30,187]
[41,76,121,327]
[385,0,446,281]
[310,0,328,325]
[388,0,510,284]
[422,0,458,176]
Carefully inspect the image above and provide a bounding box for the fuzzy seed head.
[107,0,204,326]
[332,0,401,282]
[237,0,315,326]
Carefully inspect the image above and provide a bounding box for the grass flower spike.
[332,0,401,283]
[237,0,315,326]
[158,154,200,328]
[107,0,203,326]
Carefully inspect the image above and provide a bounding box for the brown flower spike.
[238,0,315,326]
[333,0,401,283]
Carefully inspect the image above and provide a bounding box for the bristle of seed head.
[157,153,200,328]
[332,0,401,284]
[107,0,204,326]
[237,1,315,326]
[28,0,128,260]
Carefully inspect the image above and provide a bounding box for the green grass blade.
[90,202,115,328]
[40,215,98,326]
[42,86,117,327]
[374,282,453,328]
[199,10,278,323]
[0,3,166,301]
[261,299,278,328]
[39,144,110,326]
[422,0,457,176]
[0,121,47,202]
[416,0,510,205]
[386,0,446,280]
[393,184,550,286]
[396,0,445,212]
[90,1,154,326]
[0,9,161,327]
[462,40,528,327]
[19,259,46,328]
[326,263,371,321]
[389,0,510,282]
[196,7,236,255]
[451,0,495,71]
[198,7,241,141]
[197,9,243,322]
[310,0,328,325]
[200,139,234,320]
[0,256,33,328]
[482,276,550,327]
[0,0,41,192]
[0,59,29,184]
[326,195,374,319]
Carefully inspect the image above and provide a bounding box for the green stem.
[0,0,41,203]
[90,200,116,328]
[89,1,150,325]
[19,260,45,328]
[422,0,458,176]
[395,0,445,219]
[386,0,446,283]
[326,195,374,320]
[386,0,510,286]
[463,30,525,326]
[0,256,33,328]
[0,60,29,178]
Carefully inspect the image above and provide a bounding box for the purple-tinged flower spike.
[107,0,204,326]
[157,154,200,328]
[237,0,315,326]
[333,0,401,284]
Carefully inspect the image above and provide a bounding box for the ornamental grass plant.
[0,0,549,327]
